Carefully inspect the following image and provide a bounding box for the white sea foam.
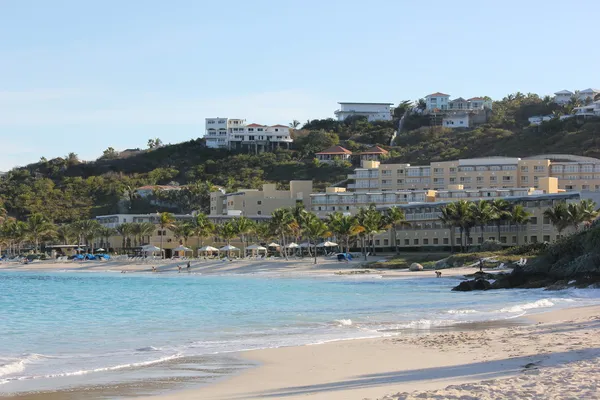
[135,346,160,352]
[446,309,478,315]
[0,354,45,377]
[500,299,556,313]
[4,353,182,383]
[335,319,353,326]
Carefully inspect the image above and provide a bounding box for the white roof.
[554,90,573,95]
[173,245,191,251]
[285,242,300,248]
[220,245,239,251]
[199,245,219,251]
[246,244,267,250]
[580,88,600,93]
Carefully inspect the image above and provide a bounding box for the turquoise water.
[1,270,599,394]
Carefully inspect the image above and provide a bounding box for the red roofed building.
[425,92,451,111]
[316,146,353,163]
[356,146,389,161]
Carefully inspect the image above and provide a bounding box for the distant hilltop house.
[334,102,394,122]
[204,118,293,152]
[529,99,600,126]
[315,145,388,164]
[424,92,493,128]
[553,89,600,105]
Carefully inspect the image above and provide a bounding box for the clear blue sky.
[1,0,598,171]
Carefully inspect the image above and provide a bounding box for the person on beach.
[479,258,484,272]
[186,261,191,272]
[435,271,442,278]
[178,265,182,273]
[152,266,156,273]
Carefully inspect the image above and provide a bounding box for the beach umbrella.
[286,242,300,248]
[173,245,191,251]
[317,241,338,247]
[95,248,105,252]
[199,245,219,252]
[246,244,267,250]
[142,245,161,252]
[299,242,311,248]
[219,245,239,251]
[267,242,280,248]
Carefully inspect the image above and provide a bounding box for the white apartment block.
[204,118,293,151]
[553,88,600,105]
[425,93,492,113]
[334,102,393,122]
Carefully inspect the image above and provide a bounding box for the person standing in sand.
[178,265,182,273]
[186,261,191,272]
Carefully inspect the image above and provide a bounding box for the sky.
[1,0,599,171]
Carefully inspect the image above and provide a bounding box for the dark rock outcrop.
[452,278,491,292]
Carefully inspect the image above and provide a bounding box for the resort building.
[553,89,600,105]
[347,154,600,193]
[425,93,492,113]
[315,146,353,163]
[356,146,389,162]
[425,93,450,111]
[204,118,293,151]
[209,181,313,217]
[334,102,393,122]
[374,192,581,250]
[573,101,600,117]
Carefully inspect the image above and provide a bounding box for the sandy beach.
[3,259,599,400]
[144,305,600,400]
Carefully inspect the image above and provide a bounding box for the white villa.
[442,113,470,128]
[425,93,492,113]
[204,118,293,151]
[553,89,600,105]
[334,102,393,122]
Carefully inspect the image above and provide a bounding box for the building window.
[423,238,429,245]
[375,240,380,246]
[413,239,419,245]
[543,235,550,242]
[512,236,517,244]
[383,239,389,246]
[500,236,507,244]
[433,238,439,244]
[404,239,410,245]
[490,176,497,182]
[530,217,538,224]
[257,201,262,205]
[443,238,449,244]
[531,236,538,243]
[521,166,529,172]
[257,211,262,215]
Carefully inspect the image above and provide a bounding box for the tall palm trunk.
[480,224,485,245]
[313,242,317,264]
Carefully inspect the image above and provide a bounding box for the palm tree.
[56,224,75,245]
[171,221,192,246]
[116,223,134,250]
[508,205,531,245]
[452,200,473,252]
[191,213,215,249]
[491,199,512,242]
[270,208,295,260]
[130,223,143,247]
[438,205,456,253]
[157,212,175,257]
[303,214,331,264]
[253,221,274,244]
[25,214,55,252]
[543,202,569,238]
[97,226,117,249]
[289,120,301,129]
[356,205,383,257]
[385,207,409,253]
[327,212,364,255]
[138,222,155,246]
[232,216,254,258]
[216,222,237,258]
[578,199,599,228]
[470,200,495,245]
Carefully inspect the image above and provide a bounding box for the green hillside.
[1,92,599,223]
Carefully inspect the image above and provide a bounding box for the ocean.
[1,270,599,397]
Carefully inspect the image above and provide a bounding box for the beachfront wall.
[371,192,581,250]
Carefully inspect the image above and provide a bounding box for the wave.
[446,309,478,314]
[135,346,161,352]
[0,354,47,378]
[335,319,352,326]
[3,353,182,383]
[499,299,556,313]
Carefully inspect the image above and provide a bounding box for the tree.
[147,138,163,149]
[216,221,237,258]
[56,224,75,245]
[384,207,409,253]
[231,216,254,257]
[116,223,134,249]
[101,147,119,160]
[578,199,599,228]
[327,212,364,255]
[97,226,117,249]
[544,202,569,238]
[270,208,295,260]
[65,152,80,167]
[439,205,456,253]
[191,213,215,249]
[25,213,55,252]
[491,199,512,242]
[72,219,101,252]
[356,205,384,258]
[508,205,531,245]
[303,213,331,264]
[470,200,495,245]
[171,221,192,246]
[452,200,473,252]
[157,212,175,257]
[289,120,301,129]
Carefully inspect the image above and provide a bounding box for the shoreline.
[144,304,600,400]
[2,263,599,400]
